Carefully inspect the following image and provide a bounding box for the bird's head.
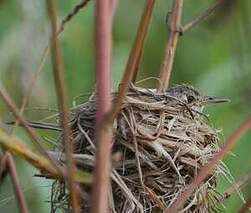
[166,84,230,112]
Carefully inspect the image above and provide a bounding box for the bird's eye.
[187,95,195,103]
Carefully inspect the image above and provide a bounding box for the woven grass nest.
[48,84,228,213]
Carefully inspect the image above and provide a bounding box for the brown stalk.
[91,2,155,211]
[11,0,92,135]
[157,0,184,92]
[0,150,28,213]
[5,152,29,213]
[157,0,224,91]
[129,0,156,83]
[110,0,156,122]
[182,0,224,33]
[91,1,155,212]
[165,117,251,213]
[59,0,91,33]
[239,196,251,213]
[0,152,28,213]
[0,88,62,176]
[46,0,80,212]
[0,152,7,181]
[90,0,112,212]
[0,136,56,179]
[4,3,92,211]
[0,128,93,184]
[220,170,251,204]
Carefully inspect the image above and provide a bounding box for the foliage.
[0,0,251,212]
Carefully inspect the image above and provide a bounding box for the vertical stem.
[110,0,156,122]
[6,152,29,213]
[46,1,80,212]
[95,0,112,124]
[157,0,184,92]
[126,0,156,84]
[91,0,112,212]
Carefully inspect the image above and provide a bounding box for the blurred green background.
[0,0,251,212]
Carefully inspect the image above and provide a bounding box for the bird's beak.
[202,96,230,104]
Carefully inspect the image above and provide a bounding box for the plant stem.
[59,0,91,32]
[239,196,251,213]
[182,0,224,33]
[217,170,251,205]
[0,129,93,184]
[10,0,92,135]
[46,0,80,212]
[0,88,62,176]
[6,152,29,213]
[91,0,112,212]
[158,0,184,92]
[110,0,156,122]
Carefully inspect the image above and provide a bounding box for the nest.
[49,84,227,213]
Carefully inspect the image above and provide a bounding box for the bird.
[165,84,230,112]
[5,84,229,131]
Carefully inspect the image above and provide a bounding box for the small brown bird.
[6,84,229,130]
[166,84,230,112]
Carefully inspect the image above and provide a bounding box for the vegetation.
[0,0,251,212]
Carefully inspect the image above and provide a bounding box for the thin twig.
[182,0,224,33]
[217,170,251,204]
[11,0,92,135]
[0,88,63,176]
[239,196,251,213]
[158,0,184,92]
[165,117,251,213]
[59,0,91,33]
[46,1,80,212]
[6,152,29,213]
[91,0,112,212]
[110,0,156,122]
